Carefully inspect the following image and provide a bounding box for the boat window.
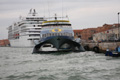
[52,33,53,36]
[63,33,65,36]
[56,33,57,36]
[62,33,64,36]
[28,39,32,40]
[54,33,56,36]
[70,33,72,36]
[69,33,72,36]
[50,33,52,36]
[52,33,54,36]
[49,33,51,37]
[45,34,47,37]
[46,33,47,37]
[38,25,41,27]
[54,33,55,36]
[43,34,45,37]
[59,33,61,36]
[47,33,49,37]
[67,33,69,36]
[63,33,66,36]
[42,34,45,38]
[42,24,71,27]
[57,33,59,36]
[53,33,55,36]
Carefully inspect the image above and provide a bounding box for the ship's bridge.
[42,20,71,26]
[40,19,74,39]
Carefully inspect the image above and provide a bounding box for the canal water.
[0,47,120,80]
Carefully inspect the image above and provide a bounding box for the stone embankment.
[82,42,120,53]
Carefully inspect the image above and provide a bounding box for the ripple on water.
[38,75,57,80]
[68,75,88,80]
[0,48,120,80]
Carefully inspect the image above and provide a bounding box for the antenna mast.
[62,0,63,20]
[29,9,32,14]
[55,14,57,20]
[47,0,51,19]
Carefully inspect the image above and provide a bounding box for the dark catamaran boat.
[32,15,85,53]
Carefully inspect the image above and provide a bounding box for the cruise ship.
[8,9,46,47]
[33,14,85,53]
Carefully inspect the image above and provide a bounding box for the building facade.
[93,27,119,42]
[73,24,118,42]
[74,28,96,42]
[0,39,10,47]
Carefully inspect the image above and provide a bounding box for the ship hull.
[33,36,85,53]
[9,36,36,48]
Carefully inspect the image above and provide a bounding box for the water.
[0,47,120,80]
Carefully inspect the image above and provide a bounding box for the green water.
[0,47,120,80]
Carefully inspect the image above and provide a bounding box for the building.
[93,24,119,42]
[73,24,118,42]
[0,39,10,47]
[74,28,96,42]
[80,28,96,41]
[73,30,83,38]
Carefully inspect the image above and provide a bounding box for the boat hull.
[9,36,36,48]
[33,36,85,53]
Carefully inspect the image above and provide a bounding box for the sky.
[0,0,120,39]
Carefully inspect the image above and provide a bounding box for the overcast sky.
[0,0,120,39]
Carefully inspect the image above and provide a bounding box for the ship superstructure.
[8,9,46,47]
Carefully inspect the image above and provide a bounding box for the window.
[42,34,45,38]
[38,25,41,27]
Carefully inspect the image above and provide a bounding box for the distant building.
[0,39,10,47]
[73,30,83,38]
[80,28,96,41]
[93,24,119,42]
[73,23,118,42]
[74,28,96,42]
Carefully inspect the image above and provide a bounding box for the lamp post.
[118,12,120,40]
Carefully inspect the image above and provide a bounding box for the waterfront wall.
[83,42,120,53]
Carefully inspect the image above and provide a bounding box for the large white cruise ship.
[8,9,46,47]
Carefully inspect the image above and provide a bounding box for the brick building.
[0,39,10,47]
[73,30,83,38]
[73,24,115,42]
[95,24,113,33]
[93,24,120,42]
[74,28,96,41]
[80,28,96,41]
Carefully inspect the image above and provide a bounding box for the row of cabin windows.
[29,31,40,33]
[29,34,40,37]
[26,18,44,20]
[42,33,73,38]
[8,36,19,39]
[33,25,41,27]
[28,38,39,40]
